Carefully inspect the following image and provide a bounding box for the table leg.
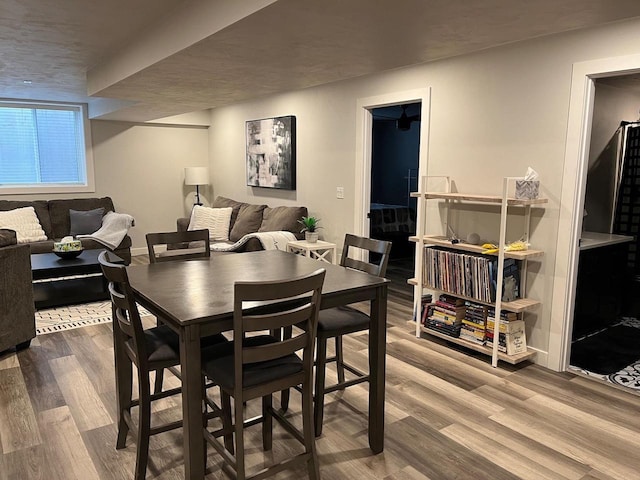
[369,284,387,453]
[180,324,205,479]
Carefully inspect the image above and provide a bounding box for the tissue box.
[53,240,82,252]
[515,180,540,200]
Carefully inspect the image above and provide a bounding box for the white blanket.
[77,211,135,250]
[211,231,296,252]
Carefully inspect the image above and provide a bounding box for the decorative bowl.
[53,239,83,259]
[54,249,83,260]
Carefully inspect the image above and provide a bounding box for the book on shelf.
[486,318,527,355]
[425,318,462,338]
[489,258,520,302]
[460,300,487,344]
[423,248,521,304]
[459,323,486,344]
[413,293,433,323]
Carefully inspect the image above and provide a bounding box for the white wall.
[208,17,640,369]
[91,121,209,252]
[589,83,640,168]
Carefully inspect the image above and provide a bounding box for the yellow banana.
[480,241,528,254]
[506,240,528,251]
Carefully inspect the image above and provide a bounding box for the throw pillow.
[229,204,267,242]
[188,206,233,241]
[212,196,246,231]
[0,206,47,243]
[69,207,105,236]
[258,206,308,236]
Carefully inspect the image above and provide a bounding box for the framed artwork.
[246,115,296,190]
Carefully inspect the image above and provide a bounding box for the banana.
[506,240,528,251]
[480,241,528,254]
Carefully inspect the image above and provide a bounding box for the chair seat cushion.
[128,325,227,364]
[318,306,370,336]
[202,335,302,390]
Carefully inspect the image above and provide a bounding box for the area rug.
[35,301,151,335]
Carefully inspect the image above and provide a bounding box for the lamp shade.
[184,166,209,186]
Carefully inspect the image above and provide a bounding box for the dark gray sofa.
[0,230,35,353]
[177,196,307,253]
[0,197,132,264]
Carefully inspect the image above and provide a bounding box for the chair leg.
[221,391,234,454]
[335,336,345,385]
[280,389,290,412]
[134,370,152,480]
[262,394,273,451]
[314,335,328,437]
[234,396,245,480]
[154,369,164,394]
[303,375,320,480]
[115,346,133,449]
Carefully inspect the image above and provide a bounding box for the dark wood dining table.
[126,249,389,479]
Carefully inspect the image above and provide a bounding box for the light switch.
[336,186,344,199]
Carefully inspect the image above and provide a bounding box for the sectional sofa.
[0,197,132,264]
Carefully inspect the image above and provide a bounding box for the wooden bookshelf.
[409,235,544,260]
[410,191,548,206]
[407,278,540,313]
[411,176,547,367]
[406,321,537,364]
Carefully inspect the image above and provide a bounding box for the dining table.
[126,249,389,479]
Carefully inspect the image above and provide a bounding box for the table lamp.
[184,166,209,206]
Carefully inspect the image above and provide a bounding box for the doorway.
[566,74,640,393]
[560,70,640,392]
[369,103,421,299]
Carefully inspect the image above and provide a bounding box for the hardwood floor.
[1,257,639,479]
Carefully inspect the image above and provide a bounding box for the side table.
[286,239,337,264]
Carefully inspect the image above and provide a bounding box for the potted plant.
[298,216,321,243]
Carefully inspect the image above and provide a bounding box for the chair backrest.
[98,251,148,365]
[146,229,210,263]
[233,268,326,400]
[339,234,392,277]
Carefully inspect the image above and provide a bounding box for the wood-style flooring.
[1,256,639,479]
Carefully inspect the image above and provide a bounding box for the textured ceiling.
[0,0,185,103]
[2,0,640,121]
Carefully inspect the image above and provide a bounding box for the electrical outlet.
[336,186,344,199]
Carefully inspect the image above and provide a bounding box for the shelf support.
[490,178,510,366]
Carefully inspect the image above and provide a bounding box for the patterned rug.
[35,301,151,335]
[569,317,640,392]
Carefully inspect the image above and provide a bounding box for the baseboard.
[131,247,148,257]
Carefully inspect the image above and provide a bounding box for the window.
[0,101,94,194]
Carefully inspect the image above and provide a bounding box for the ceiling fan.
[374,104,421,131]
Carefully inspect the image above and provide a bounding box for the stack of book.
[486,309,527,355]
[459,301,487,345]
[423,294,465,338]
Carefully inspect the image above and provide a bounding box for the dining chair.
[98,251,227,480]
[146,229,210,263]
[146,228,211,393]
[201,268,326,480]
[311,234,391,436]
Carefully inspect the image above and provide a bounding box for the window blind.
[0,103,86,186]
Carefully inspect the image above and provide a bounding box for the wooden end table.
[287,239,337,264]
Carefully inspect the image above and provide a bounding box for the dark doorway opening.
[369,102,421,299]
